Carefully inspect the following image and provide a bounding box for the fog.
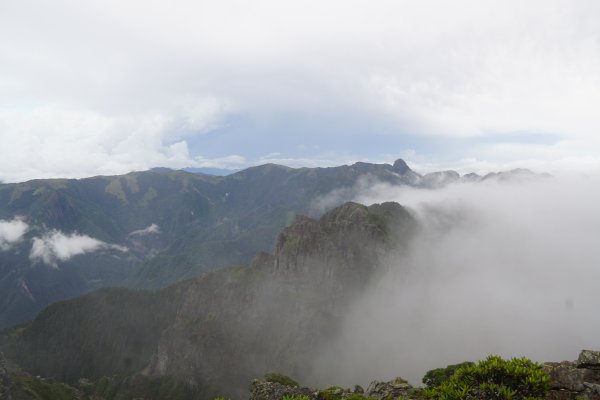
[310,175,600,387]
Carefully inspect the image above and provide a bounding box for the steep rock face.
[146,202,416,398]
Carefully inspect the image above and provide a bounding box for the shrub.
[264,372,300,387]
[423,361,475,388]
[344,394,373,400]
[424,355,550,400]
[282,395,312,400]
[318,386,346,400]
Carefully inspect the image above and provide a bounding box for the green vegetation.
[422,361,475,388]
[318,386,346,400]
[424,355,550,400]
[264,372,300,387]
[78,374,203,400]
[282,395,312,400]
[0,285,188,382]
[344,394,374,400]
[10,373,78,400]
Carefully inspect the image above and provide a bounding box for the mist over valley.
[1,160,598,399]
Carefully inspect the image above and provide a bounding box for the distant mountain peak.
[392,159,411,174]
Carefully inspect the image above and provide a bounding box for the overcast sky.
[1,0,599,182]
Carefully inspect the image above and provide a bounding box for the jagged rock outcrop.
[365,377,423,400]
[146,202,416,399]
[578,351,600,368]
[250,376,424,400]
[250,379,318,400]
[545,350,600,400]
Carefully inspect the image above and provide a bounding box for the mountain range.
[0,159,542,330]
[0,159,551,399]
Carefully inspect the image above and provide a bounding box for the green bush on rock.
[317,386,346,400]
[424,355,550,400]
[423,361,475,388]
[264,372,300,387]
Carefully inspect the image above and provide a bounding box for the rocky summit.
[249,350,600,400]
[545,350,600,399]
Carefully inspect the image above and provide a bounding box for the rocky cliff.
[144,202,416,398]
[1,201,416,399]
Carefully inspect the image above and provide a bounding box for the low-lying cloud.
[30,230,127,267]
[311,175,600,387]
[128,223,160,236]
[0,217,28,251]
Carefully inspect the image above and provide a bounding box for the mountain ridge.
[0,159,546,329]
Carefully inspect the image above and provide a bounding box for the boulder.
[365,377,421,400]
[578,351,600,369]
[250,379,317,400]
[544,361,600,391]
[544,352,600,400]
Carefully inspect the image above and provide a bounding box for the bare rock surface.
[365,377,423,400]
[545,351,600,400]
[250,379,317,400]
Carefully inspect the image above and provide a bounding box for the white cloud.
[30,230,127,267]
[376,139,600,176]
[0,217,28,250]
[128,224,160,236]
[1,0,600,179]
[193,155,247,170]
[0,100,228,182]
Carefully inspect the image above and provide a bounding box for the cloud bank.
[30,230,127,267]
[2,0,600,180]
[311,176,600,386]
[0,217,28,250]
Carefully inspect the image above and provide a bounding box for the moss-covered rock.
[264,372,300,388]
[250,379,317,400]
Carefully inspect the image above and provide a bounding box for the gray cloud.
[30,230,127,267]
[1,1,600,181]
[0,217,28,250]
[310,175,600,387]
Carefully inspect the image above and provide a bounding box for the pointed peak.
[392,159,411,174]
